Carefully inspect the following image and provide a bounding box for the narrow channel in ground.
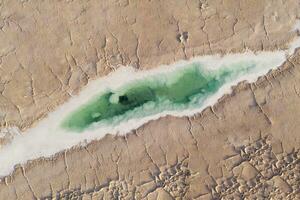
[1,19,300,177]
[61,58,269,132]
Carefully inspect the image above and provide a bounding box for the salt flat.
[0,0,299,199]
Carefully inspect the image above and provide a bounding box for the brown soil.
[0,1,300,200]
[0,0,299,129]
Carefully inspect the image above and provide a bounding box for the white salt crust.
[0,20,299,178]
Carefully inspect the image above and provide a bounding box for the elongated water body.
[0,50,296,178]
[61,62,255,132]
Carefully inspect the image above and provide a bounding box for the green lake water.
[61,62,255,132]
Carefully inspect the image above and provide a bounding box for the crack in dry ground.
[0,1,300,199]
[0,0,299,129]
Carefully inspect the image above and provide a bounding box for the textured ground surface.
[0,0,300,200]
[1,51,300,200]
[0,0,299,129]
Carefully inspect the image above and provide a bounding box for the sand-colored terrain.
[0,50,299,199]
[0,0,300,199]
[0,0,299,129]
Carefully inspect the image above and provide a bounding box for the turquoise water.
[61,62,255,132]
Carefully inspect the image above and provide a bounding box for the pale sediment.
[0,49,300,200]
[0,0,300,199]
[0,0,300,129]
[60,58,274,132]
[0,51,289,178]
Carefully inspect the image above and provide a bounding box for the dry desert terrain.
[0,0,300,199]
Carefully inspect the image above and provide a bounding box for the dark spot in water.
[119,95,129,104]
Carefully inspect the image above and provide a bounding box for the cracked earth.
[1,52,300,199]
[0,0,300,199]
[0,0,299,129]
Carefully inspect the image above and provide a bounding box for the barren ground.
[0,0,300,199]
